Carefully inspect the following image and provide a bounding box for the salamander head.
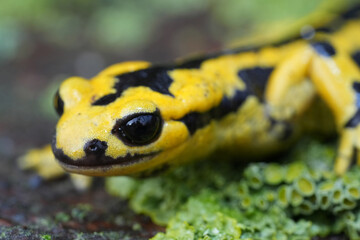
[52,62,189,176]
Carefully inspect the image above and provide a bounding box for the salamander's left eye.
[112,111,162,146]
[54,90,64,116]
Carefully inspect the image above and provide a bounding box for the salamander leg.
[18,145,92,190]
[69,174,93,190]
[335,129,356,174]
[265,45,316,122]
[18,145,66,179]
[309,42,360,174]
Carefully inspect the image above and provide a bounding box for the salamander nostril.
[84,139,108,156]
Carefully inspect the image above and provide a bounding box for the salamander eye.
[54,90,64,116]
[112,111,162,146]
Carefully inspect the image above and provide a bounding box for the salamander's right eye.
[112,111,163,146]
[54,90,64,116]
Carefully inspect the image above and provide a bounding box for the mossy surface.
[107,139,360,239]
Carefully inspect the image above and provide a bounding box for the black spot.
[92,93,118,106]
[84,139,108,156]
[238,67,274,101]
[91,66,175,106]
[116,67,174,96]
[350,147,358,168]
[345,109,360,128]
[180,90,249,135]
[353,82,360,93]
[54,90,64,116]
[351,51,360,68]
[311,41,336,57]
[341,4,360,19]
[352,81,360,108]
[217,90,249,114]
[345,81,360,128]
[315,18,346,35]
[179,112,207,135]
[314,27,333,33]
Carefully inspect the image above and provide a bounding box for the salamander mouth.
[51,136,159,172]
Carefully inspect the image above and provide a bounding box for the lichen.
[106,139,360,239]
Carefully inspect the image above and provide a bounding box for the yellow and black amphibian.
[22,5,360,177]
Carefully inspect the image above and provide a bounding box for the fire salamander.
[20,5,360,180]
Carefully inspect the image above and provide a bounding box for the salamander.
[20,5,360,179]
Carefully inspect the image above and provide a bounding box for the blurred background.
[0,0,359,238]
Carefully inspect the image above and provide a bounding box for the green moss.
[70,204,93,223]
[284,162,307,183]
[264,163,284,185]
[277,186,289,208]
[294,176,315,196]
[316,192,331,210]
[244,164,264,189]
[172,197,243,240]
[289,188,303,207]
[332,186,344,204]
[55,212,71,223]
[41,235,52,240]
[295,200,315,215]
[347,186,360,200]
[106,138,360,239]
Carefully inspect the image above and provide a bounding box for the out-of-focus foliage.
[0,0,356,63]
[107,139,360,240]
[0,0,208,62]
